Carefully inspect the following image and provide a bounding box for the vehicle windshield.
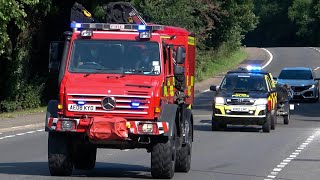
[68,40,161,75]
[220,74,268,92]
[278,70,313,80]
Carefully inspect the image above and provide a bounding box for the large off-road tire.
[284,114,289,125]
[48,132,73,176]
[271,113,276,130]
[175,120,192,172]
[151,130,176,179]
[262,114,271,133]
[74,144,97,170]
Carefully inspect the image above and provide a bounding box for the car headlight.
[215,97,225,105]
[309,84,315,89]
[254,98,268,105]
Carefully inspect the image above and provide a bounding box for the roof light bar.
[70,22,164,32]
[246,65,262,71]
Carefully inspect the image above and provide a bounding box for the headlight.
[215,97,225,105]
[309,85,315,89]
[254,98,268,105]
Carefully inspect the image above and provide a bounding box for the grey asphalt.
[1,47,320,180]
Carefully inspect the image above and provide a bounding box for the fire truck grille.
[67,93,151,115]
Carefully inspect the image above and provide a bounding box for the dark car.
[276,67,320,102]
[210,67,278,133]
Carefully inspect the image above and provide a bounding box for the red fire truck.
[46,2,195,179]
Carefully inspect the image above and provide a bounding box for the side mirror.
[176,46,186,64]
[48,41,64,73]
[210,85,217,91]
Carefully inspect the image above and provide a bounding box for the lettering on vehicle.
[232,93,250,97]
[68,104,96,112]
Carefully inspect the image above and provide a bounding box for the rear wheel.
[74,144,97,170]
[262,114,271,133]
[48,133,73,176]
[175,120,192,172]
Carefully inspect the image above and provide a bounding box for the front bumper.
[214,104,267,125]
[46,116,169,140]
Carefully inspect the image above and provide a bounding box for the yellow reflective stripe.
[190,76,194,86]
[187,104,192,109]
[188,86,191,96]
[161,35,171,39]
[172,77,175,86]
[169,85,174,96]
[163,86,168,97]
[188,36,195,46]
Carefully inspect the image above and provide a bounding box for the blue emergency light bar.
[246,65,262,71]
[70,22,164,31]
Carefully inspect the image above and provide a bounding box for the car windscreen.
[278,69,313,80]
[220,74,268,92]
[68,40,161,75]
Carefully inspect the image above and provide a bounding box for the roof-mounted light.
[69,22,164,32]
[246,65,262,71]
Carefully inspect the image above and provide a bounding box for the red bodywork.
[47,25,195,144]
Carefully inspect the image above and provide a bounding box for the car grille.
[67,91,151,115]
[291,85,311,92]
[226,98,254,105]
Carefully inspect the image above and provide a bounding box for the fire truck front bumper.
[46,116,169,140]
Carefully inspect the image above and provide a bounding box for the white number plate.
[231,107,249,112]
[68,104,96,112]
[110,24,125,29]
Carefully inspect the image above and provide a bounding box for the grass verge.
[0,106,46,119]
[195,48,248,82]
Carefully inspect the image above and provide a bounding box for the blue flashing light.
[77,101,86,106]
[138,25,146,31]
[130,102,140,108]
[71,22,82,29]
[246,65,262,71]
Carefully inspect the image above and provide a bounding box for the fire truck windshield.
[68,40,161,75]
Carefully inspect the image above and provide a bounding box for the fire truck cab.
[46,2,195,179]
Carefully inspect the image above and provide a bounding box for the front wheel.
[48,133,73,176]
[151,129,176,178]
[262,114,271,133]
[271,113,276,130]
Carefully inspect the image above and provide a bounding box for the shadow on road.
[0,162,152,179]
[194,120,261,133]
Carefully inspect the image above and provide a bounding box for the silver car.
[276,67,320,102]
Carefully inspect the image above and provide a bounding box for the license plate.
[110,24,125,29]
[68,104,96,112]
[231,107,249,112]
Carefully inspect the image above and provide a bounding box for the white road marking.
[0,129,44,141]
[261,48,274,69]
[265,129,320,180]
[314,67,320,70]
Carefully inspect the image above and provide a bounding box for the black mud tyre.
[284,114,289,125]
[151,131,176,179]
[74,145,97,170]
[48,132,73,176]
[271,113,276,130]
[262,114,271,133]
[175,120,192,172]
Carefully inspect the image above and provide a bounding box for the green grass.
[0,106,47,119]
[195,48,248,82]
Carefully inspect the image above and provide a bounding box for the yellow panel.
[188,36,195,46]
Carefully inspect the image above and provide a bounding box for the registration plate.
[68,104,96,112]
[231,107,249,112]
